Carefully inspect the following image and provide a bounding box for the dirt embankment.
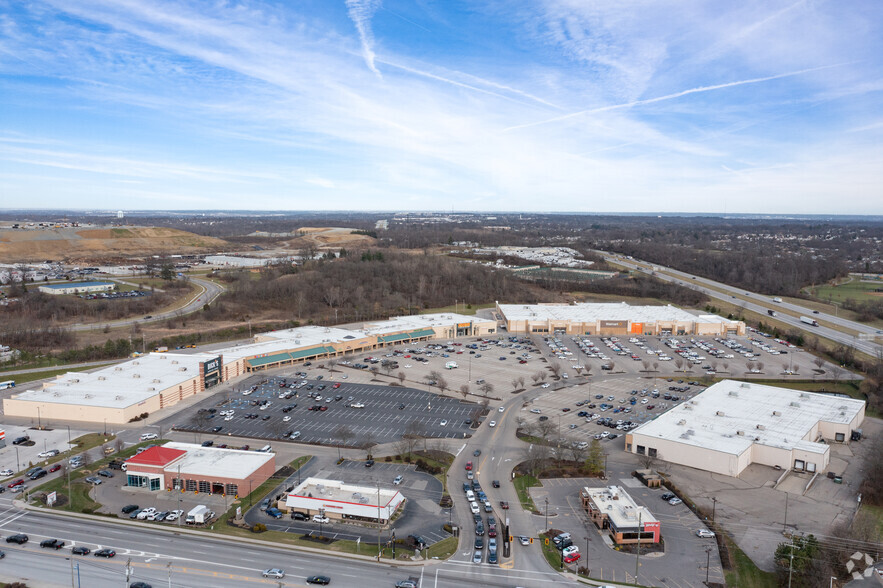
[0,226,228,263]
[282,227,376,250]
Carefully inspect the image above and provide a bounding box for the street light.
[544,497,549,532]
[712,497,717,523]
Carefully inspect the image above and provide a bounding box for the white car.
[282,416,291,422]
[498,406,504,412]
[541,383,551,388]
[562,545,579,556]
[488,421,496,428]
[139,433,158,441]
[440,419,448,426]
[530,408,541,414]
[696,529,715,538]
[137,507,157,520]
[312,515,330,524]
[470,501,480,514]
[262,568,285,579]
[165,509,184,521]
[38,449,59,458]
[350,403,365,409]
[393,475,403,485]
[224,415,234,421]
[0,469,13,477]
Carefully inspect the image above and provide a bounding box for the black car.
[661,492,675,501]
[130,583,153,588]
[72,546,91,555]
[94,548,116,558]
[365,460,374,467]
[97,470,114,478]
[40,538,65,549]
[492,480,500,488]
[5,534,28,544]
[121,504,139,514]
[129,509,143,519]
[201,441,213,447]
[12,436,29,445]
[291,511,308,521]
[29,469,47,480]
[211,426,223,433]
[474,537,484,549]
[306,576,330,585]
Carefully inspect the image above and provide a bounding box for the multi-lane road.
[602,252,883,357]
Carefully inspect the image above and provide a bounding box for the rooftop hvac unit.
[133,361,139,365]
[115,395,123,400]
[133,374,140,378]
[53,392,60,397]
[740,382,751,389]
[84,394,92,399]
[115,367,122,371]
[171,360,178,364]
[677,419,686,426]
[715,411,725,417]
[728,391,738,397]
[756,424,765,430]
[295,340,300,345]
[153,379,161,383]
[772,411,782,416]
[70,378,80,383]
[799,393,809,399]
[790,401,800,407]
[179,367,187,372]
[98,376,106,380]
[683,404,693,410]
[679,433,690,439]
[687,430,695,436]
[736,430,745,436]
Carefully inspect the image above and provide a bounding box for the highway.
[601,252,883,357]
[69,276,225,332]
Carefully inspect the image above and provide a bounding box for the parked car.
[669,497,683,505]
[393,475,404,485]
[121,504,140,514]
[312,515,330,524]
[97,470,114,478]
[696,529,716,538]
[85,476,102,485]
[0,469,13,477]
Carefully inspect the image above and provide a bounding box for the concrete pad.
[847,560,856,573]
[853,571,863,580]
[865,553,875,567]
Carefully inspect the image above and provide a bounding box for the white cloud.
[345,0,383,77]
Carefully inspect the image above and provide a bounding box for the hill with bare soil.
[282,227,375,250]
[0,226,228,262]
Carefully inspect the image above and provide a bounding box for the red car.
[48,464,62,473]
[500,501,509,509]
[465,461,473,471]
[7,479,24,489]
[563,552,581,563]
[332,383,341,389]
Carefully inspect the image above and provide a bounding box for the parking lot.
[529,475,724,586]
[0,424,89,478]
[518,376,708,448]
[178,375,479,446]
[245,456,452,546]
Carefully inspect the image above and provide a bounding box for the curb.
[20,503,436,567]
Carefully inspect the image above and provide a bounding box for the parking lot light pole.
[705,546,712,584]
[544,497,548,532]
[712,496,717,523]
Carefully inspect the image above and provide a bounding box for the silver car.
[262,568,285,579]
[472,550,483,564]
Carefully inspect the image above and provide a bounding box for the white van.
[139,433,158,441]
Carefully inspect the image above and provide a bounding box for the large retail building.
[3,313,496,424]
[626,380,865,477]
[496,302,745,337]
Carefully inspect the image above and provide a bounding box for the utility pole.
[167,561,172,588]
[712,496,717,523]
[126,557,132,587]
[66,425,72,511]
[635,511,642,584]
[377,484,382,561]
[544,497,549,532]
[783,493,789,533]
[787,541,796,588]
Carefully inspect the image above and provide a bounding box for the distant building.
[116,210,124,219]
[626,380,866,477]
[497,302,745,337]
[38,281,115,295]
[581,485,660,544]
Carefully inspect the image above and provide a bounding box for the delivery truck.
[185,505,213,525]
[799,316,819,327]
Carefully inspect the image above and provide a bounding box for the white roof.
[11,352,219,409]
[584,485,658,528]
[631,380,865,455]
[285,477,404,519]
[498,302,715,323]
[222,325,366,361]
[162,442,274,479]
[360,313,494,336]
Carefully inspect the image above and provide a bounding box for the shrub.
[251,523,267,533]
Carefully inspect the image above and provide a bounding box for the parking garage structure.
[497,302,745,337]
[284,477,405,524]
[626,380,866,477]
[581,485,661,545]
[124,442,275,497]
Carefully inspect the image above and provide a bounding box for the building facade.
[284,477,405,523]
[580,486,660,544]
[38,281,115,295]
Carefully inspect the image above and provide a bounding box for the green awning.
[247,352,292,367]
[290,346,330,360]
[378,332,412,343]
[408,328,437,338]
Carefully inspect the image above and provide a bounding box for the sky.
[0,1,881,214]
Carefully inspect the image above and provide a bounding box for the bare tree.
[369,365,379,379]
[397,371,406,385]
[642,360,650,372]
[334,425,354,460]
[536,419,556,442]
[746,360,757,373]
[114,438,124,453]
[711,360,718,372]
[652,361,659,372]
[459,384,470,400]
[268,418,287,439]
[549,362,562,379]
[583,364,592,377]
[479,382,494,397]
[403,421,422,459]
[511,378,520,392]
[782,362,790,374]
[722,361,729,373]
[792,364,800,375]
[574,365,583,377]
[327,358,338,372]
[393,436,411,462]
[675,358,684,372]
[638,451,659,471]
[357,434,376,459]
[813,356,825,372]
[538,371,548,382]
[383,363,394,377]
[436,376,449,396]
[531,372,541,384]
[756,361,765,373]
[607,361,616,373]
[522,443,551,479]
[831,365,845,385]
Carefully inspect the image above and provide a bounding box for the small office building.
[581,485,661,544]
[38,281,115,295]
[124,442,275,497]
[284,477,405,523]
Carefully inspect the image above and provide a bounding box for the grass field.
[724,539,777,588]
[808,279,883,304]
[513,474,541,512]
[420,302,495,316]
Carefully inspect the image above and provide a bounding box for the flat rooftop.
[162,442,274,479]
[39,281,114,289]
[288,477,400,508]
[9,352,219,409]
[498,302,712,323]
[360,313,494,336]
[631,380,866,455]
[585,485,658,528]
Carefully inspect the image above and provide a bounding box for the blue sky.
[0,0,881,213]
